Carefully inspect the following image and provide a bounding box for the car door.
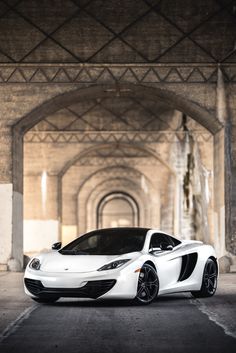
[149,233,182,291]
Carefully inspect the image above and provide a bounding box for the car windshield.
[60,228,149,255]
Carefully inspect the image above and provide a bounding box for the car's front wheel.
[135,263,159,305]
[32,296,60,303]
[191,258,217,298]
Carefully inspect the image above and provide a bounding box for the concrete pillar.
[0,184,13,270]
[12,129,24,271]
[24,174,59,254]
[214,67,226,257]
[213,129,225,257]
[229,164,236,254]
[0,127,23,271]
[61,171,78,245]
[226,94,236,255]
[217,67,227,124]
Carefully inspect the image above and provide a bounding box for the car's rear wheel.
[32,296,60,303]
[135,263,159,305]
[191,258,217,298]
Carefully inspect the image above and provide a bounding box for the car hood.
[38,251,140,273]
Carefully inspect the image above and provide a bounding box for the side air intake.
[178,253,198,282]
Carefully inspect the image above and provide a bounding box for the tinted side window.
[150,233,171,249]
[168,235,181,247]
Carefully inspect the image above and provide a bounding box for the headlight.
[29,258,41,270]
[98,259,130,271]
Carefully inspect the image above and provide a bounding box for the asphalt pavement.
[0,272,235,353]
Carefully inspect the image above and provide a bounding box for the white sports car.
[24,228,218,305]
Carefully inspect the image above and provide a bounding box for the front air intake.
[25,278,116,299]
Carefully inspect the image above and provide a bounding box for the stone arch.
[59,143,175,240]
[72,166,160,234]
[14,83,221,136]
[96,191,140,228]
[83,177,156,234]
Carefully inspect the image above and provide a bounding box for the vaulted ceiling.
[30,96,206,132]
[0,0,235,63]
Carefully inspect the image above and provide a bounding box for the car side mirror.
[160,243,173,251]
[52,242,62,250]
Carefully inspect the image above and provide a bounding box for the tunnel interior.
[0,0,233,274]
[22,86,217,258]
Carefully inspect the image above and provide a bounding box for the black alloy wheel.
[135,263,159,305]
[191,258,217,298]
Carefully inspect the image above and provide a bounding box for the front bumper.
[24,278,116,299]
[24,267,139,300]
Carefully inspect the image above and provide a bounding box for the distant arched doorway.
[97,192,139,229]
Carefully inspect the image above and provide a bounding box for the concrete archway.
[14,83,221,135]
[96,192,140,229]
[58,142,174,240]
[10,82,224,270]
[85,178,153,233]
[80,175,157,233]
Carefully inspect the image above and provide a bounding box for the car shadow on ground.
[41,293,193,308]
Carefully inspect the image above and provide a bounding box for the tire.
[32,296,60,303]
[191,258,217,298]
[134,263,159,305]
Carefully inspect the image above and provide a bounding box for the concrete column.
[213,129,225,257]
[61,172,77,245]
[24,174,59,254]
[226,98,236,255]
[0,127,23,271]
[214,67,226,257]
[0,184,13,270]
[229,163,236,254]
